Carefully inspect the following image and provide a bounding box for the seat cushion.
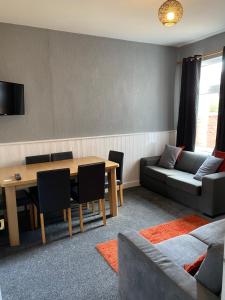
[189,219,225,245]
[143,166,190,183]
[155,234,208,267]
[166,173,202,195]
[175,151,209,174]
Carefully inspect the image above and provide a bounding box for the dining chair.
[71,162,106,232]
[51,151,73,161]
[50,151,76,219]
[105,150,124,206]
[25,154,51,229]
[26,154,51,165]
[34,168,72,244]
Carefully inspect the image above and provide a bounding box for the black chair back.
[78,163,105,203]
[26,154,50,165]
[108,150,124,183]
[37,168,71,213]
[51,151,73,161]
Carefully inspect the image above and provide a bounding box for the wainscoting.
[0,131,176,188]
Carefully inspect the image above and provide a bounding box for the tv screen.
[0,81,24,115]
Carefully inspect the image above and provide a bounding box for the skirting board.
[0,130,176,188]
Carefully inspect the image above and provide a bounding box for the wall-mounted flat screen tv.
[0,81,25,115]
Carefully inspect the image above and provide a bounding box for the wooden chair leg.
[40,213,46,244]
[67,208,72,238]
[79,204,84,232]
[100,199,106,226]
[33,204,38,229]
[119,184,124,206]
[29,204,34,230]
[91,201,95,213]
[63,209,67,222]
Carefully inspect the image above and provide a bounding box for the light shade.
[158,0,183,27]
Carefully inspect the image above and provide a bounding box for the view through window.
[195,56,222,152]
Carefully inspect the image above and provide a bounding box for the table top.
[0,156,118,188]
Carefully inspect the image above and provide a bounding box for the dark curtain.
[215,47,225,151]
[176,55,202,151]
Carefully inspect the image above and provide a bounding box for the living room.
[0,0,225,299]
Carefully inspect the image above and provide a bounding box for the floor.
[0,187,211,300]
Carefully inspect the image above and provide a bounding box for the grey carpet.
[0,187,213,300]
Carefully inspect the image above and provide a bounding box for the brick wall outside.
[196,113,218,150]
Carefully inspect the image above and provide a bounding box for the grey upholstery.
[190,219,225,245]
[118,230,219,300]
[140,151,225,217]
[143,166,189,183]
[156,235,208,266]
[166,174,202,195]
[175,152,209,174]
[201,172,225,217]
[195,243,224,295]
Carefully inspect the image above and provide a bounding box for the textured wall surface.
[0,23,176,143]
[177,32,225,60]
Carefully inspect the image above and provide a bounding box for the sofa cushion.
[194,156,224,181]
[158,145,182,169]
[175,151,209,174]
[195,243,224,295]
[143,166,190,183]
[155,235,208,267]
[189,219,225,245]
[166,173,202,195]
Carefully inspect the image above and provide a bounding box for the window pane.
[195,57,222,153]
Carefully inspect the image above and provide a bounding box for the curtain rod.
[177,49,223,65]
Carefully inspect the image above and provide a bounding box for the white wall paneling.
[0,131,176,188]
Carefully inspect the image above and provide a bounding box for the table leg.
[108,168,118,217]
[5,186,20,246]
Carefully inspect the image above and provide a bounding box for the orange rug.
[96,215,209,272]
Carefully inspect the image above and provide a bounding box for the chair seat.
[105,176,121,188]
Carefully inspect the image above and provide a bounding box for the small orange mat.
[96,215,209,272]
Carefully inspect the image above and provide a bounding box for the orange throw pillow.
[214,150,225,172]
[184,254,206,276]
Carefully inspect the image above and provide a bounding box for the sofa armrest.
[201,172,225,216]
[118,231,218,300]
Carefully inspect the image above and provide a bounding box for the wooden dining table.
[0,156,119,247]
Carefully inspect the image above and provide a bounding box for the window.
[195,56,222,152]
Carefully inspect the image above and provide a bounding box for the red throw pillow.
[184,254,206,276]
[177,146,185,161]
[214,150,225,172]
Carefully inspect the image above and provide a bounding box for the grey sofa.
[140,151,225,217]
[118,219,225,300]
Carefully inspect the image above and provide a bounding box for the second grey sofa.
[140,151,225,217]
[119,219,225,300]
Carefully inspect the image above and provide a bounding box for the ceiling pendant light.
[158,0,183,27]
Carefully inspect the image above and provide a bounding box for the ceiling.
[0,0,225,47]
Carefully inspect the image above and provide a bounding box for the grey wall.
[174,32,225,127]
[0,23,176,143]
[177,32,225,60]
